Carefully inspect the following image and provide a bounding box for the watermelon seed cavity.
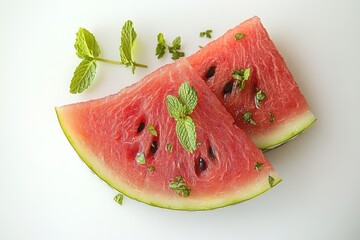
[205,66,216,80]
[208,146,215,159]
[137,122,145,133]
[195,157,207,176]
[223,81,234,95]
[150,140,158,155]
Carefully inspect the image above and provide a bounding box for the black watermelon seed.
[137,122,145,133]
[195,157,207,176]
[205,66,216,80]
[223,82,233,95]
[150,141,158,155]
[208,146,215,159]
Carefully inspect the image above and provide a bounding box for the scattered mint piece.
[242,110,257,125]
[155,34,185,60]
[169,176,191,197]
[235,33,245,40]
[135,152,146,164]
[255,162,264,171]
[114,193,124,205]
[200,30,212,38]
[148,166,155,172]
[232,68,251,92]
[255,90,266,108]
[268,176,275,187]
[146,124,158,136]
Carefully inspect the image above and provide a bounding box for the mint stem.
[94,57,147,68]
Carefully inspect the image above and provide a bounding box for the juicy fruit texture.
[56,58,281,210]
[187,16,316,150]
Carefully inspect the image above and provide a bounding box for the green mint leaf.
[255,162,264,171]
[171,51,185,60]
[200,30,212,38]
[148,166,155,172]
[255,90,266,108]
[176,116,197,153]
[268,176,275,187]
[178,82,198,114]
[235,33,245,40]
[70,59,97,94]
[166,95,186,120]
[74,28,100,59]
[169,176,191,197]
[232,68,251,92]
[242,110,257,125]
[146,124,158,136]
[119,20,148,73]
[171,36,181,50]
[135,152,146,164]
[156,33,166,59]
[114,193,124,205]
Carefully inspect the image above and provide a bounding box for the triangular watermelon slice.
[188,16,316,150]
[56,58,281,210]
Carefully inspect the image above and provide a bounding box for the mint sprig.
[156,33,185,60]
[70,21,147,94]
[166,82,198,153]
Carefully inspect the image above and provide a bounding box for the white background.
[1,0,359,239]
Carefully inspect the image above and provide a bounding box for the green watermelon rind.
[55,107,281,211]
[254,110,317,151]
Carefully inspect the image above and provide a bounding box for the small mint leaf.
[166,95,186,120]
[75,28,100,59]
[114,193,124,205]
[176,116,197,153]
[70,59,96,94]
[178,82,198,114]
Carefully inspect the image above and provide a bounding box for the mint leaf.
[255,162,264,171]
[146,124,158,136]
[176,116,197,153]
[255,90,266,108]
[200,30,212,38]
[74,28,100,59]
[268,176,275,187]
[120,20,136,70]
[114,193,124,205]
[135,152,146,164]
[156,33,166,59]
[178,82,198,114]
[232,68,251,92]
[235,33,245,40]
[242,110,257,125]
[70,59,97,93]
[119,20,147,73]
[156,34,185,60]
[169,176,191,197]
[166,95,186,120]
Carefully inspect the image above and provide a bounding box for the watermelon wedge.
[56,58,281,210]
[188,16,316,150]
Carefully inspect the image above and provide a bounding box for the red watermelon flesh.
[56,58,281,210]
[187,16,316,150]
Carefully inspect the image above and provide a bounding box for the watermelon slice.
[56,58,281,210]
[188,16,316,150]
